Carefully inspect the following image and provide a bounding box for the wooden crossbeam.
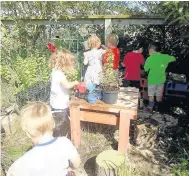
[1,16,166,25]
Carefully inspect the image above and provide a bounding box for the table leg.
[69,105,81,148]
[118,110,131,154]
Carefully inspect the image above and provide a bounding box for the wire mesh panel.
[16,82,51,107]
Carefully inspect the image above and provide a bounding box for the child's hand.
[101,44,107,50]
[68,168,76,176]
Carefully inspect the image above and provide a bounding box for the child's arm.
[64,138,81,169]
[144,57,151,72]
[61,77,79,89]
[84,57,88,65]
[83,52,89,65]
[69,155,81,169]
[101,44,108,50]
[140,55,145,70]
[121,62,125,67]
[167,55,176,63]
[122,53,128,67]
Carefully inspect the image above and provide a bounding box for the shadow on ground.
[84,156,96,176]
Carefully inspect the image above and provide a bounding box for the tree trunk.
[95,150,126,176]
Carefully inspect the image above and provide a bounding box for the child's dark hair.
[149,42,161,52]
[132,41,143,50]
[107,34,119,47]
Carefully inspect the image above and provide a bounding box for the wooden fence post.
[105,18,112,45]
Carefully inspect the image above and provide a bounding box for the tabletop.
[70,87,139,114]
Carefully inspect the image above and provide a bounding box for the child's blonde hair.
[21,102,55,138]
[49,49,75,73]
[87,35,101,49]
[107,34,119,47]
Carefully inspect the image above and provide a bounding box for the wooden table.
[69,87,139,154]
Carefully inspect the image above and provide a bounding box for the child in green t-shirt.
[144,42,175,112]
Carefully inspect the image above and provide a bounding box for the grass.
[172,151,189,176]
[1,118,32,172]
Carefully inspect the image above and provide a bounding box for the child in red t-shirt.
[102,34,120,70]
[122,42,145,88]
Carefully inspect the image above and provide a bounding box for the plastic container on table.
[87,93,97,104]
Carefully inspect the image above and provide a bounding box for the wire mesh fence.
[16,82,51,107]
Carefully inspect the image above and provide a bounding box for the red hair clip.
[47,42,56,53]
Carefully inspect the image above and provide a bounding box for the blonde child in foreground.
[7,102,80,176]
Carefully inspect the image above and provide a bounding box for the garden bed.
[1,102,188,176]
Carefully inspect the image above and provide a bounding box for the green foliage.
[100,52,122,91]
[172,151,189,176]
[1,2,134,18]
[65,69,80,82]
[162,1,189,25]
[1,55,50,94]
[0,81,16,108]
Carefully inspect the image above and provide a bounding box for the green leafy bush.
[1,55,51,94]
[172,152,189,176]
[100,51,122,91]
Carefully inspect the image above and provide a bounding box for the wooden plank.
[70,101,137,120]
[1,15,165,21]
[69,104,81,148]
[1,19,104,25]
[80,111,119,126]
[118,110,131,153]
[112,18,165,25]
[1,16,166,25]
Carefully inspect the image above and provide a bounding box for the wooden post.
[118,110,131,153]
[69,104,81,147]
[105,19,112,45]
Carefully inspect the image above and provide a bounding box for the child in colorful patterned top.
[102,34,120,70]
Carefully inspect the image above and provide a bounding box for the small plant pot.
[102,90,118,104]
[87,93,97,104]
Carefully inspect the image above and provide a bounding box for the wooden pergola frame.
[1,15,166,44]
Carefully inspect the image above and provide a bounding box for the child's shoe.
[143,106,153,113]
